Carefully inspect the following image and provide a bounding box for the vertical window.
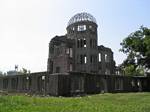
[42,76,45,80]
[105,69,110,75]
[69,64,73,71]
[105,54,109,62]
[69,48,73,57]
[92,39,96,48]
[80,55,83,64]
[90,55,93,63]
[105,54,107,62]
[80,55,87,64]
[98,53,101,62]
[78,39,86,48]
[66,48,73,58]
[89,25,92,29]
[83,38,86,48]
[90,39,96,48]
[66,48,69,54]
[56,67,60,73]
[77,25,86,31]
[84,55,87,64]
[89,25,95,32]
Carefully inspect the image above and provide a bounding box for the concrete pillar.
[17,76,23,92]
[7,77,12,92]
[0,78,3,90]
[30,75,38,94]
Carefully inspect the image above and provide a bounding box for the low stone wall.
[0,72,149,96]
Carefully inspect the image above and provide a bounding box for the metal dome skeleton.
[67,12,97,27]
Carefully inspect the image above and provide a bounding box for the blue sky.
[0,0,150,72]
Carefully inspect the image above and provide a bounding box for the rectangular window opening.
[84,55,87,64]
[99,53,101,62]
[69,64,73,71]
[66,48,69,54]
[69,48,73,58]
[83,38,86,48]
[105,54,109,62]
[105,69,110,75]
[80,55,83,64]
[66,48,73,58]
[90,55,93,63]
[56,67,60,73]
[77,25,86,31]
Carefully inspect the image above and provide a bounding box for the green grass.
[0,93,150,112]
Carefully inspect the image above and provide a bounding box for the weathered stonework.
[47,12,115,74]
[0,72,150,96]
[0,12,150,96]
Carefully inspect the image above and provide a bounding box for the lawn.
[0,93,150,112]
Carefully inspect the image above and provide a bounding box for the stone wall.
[0,72,149,96]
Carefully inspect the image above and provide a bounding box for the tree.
[120,26,150,75]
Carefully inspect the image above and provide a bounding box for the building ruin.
[0,12,150,96]
[47,12,115,75]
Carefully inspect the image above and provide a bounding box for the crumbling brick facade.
[0,12,149,96]
[0,72,150,96]
[47,12,115,74]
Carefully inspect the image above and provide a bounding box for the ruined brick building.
[0,12,150,96]
[47,12,115,75]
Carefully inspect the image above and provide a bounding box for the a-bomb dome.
[67,12,97,27]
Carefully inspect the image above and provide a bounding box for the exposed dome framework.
[67,12,97,27]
